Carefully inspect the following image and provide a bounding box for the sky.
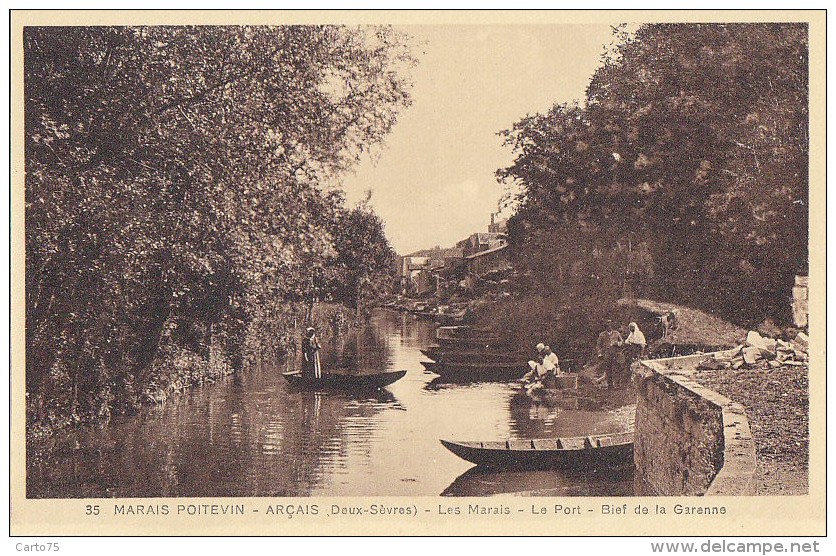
[339,24,617,255]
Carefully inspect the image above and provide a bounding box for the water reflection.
[442,465,635,497]
[27,309,634,498]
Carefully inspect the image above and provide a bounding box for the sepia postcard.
[9,9,826,537]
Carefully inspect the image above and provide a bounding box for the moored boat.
[419,346,442,360]
[420,360,525,381]
[420,346,527,365]
[435,309,470,326]
[440,430,633,470]
[423,346,580,373]
[282,369,406,390]
[436,336,508,350]
[435,325,500,341]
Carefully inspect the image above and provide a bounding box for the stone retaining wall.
[793,275,809,328]
[634,352,757,496]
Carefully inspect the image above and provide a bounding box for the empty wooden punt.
[440,431,634,470]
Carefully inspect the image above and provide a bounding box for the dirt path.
[695,363,808,495]
[623,298,747,348]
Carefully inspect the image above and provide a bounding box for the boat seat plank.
[506,440,534,450]
[597,436,615,447]
[480,441,506,450]
[532,439,559,450]
[611,431,634,444]
[585,436,597,448]
[557,437,586,450]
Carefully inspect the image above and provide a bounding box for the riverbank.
[26,302,357,443]
[619,298,747,349]
[631,299,808,495]
[468,295,622,364]
[481,294,808,495]
[387,292,809,496]
[27,310,636,498]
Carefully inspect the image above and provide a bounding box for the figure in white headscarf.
[624,322,646,360]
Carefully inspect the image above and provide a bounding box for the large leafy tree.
[331,193,397,313]
[25,25,414,422]
[499,23,807,325]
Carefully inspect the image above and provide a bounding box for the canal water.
[27,309,635,498]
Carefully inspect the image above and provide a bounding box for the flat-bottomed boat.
[440,431,633,470]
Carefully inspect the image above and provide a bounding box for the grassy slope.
[618,298,747,348]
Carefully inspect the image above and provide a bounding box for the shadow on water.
[27,309,636,498]
[27,367,404,498]
[283,383,403,407]
[441,464,634,497]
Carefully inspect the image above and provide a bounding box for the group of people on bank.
[521,343,563,388]
[596,320,646,388]
[522,320,647,390]
[302,318,649,389]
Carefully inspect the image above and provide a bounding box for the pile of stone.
[722,330,809,369]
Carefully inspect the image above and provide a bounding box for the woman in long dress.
[301,327,322,379]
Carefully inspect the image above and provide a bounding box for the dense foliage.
[25,26,412,426]
[498,23,808,326]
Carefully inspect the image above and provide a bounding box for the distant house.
[397,255,446,295]
[455,232,507,257]
[488,215,508,234]
[462,244,511,292]
[465,243,510,276]
[442,254,465,278]
[398,215,511,296]
[398,256,428,293]
[401,256,429,276]
[412,269,436,296]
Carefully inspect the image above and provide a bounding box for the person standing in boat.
[301,327,322,380]
[596,321,623,389]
